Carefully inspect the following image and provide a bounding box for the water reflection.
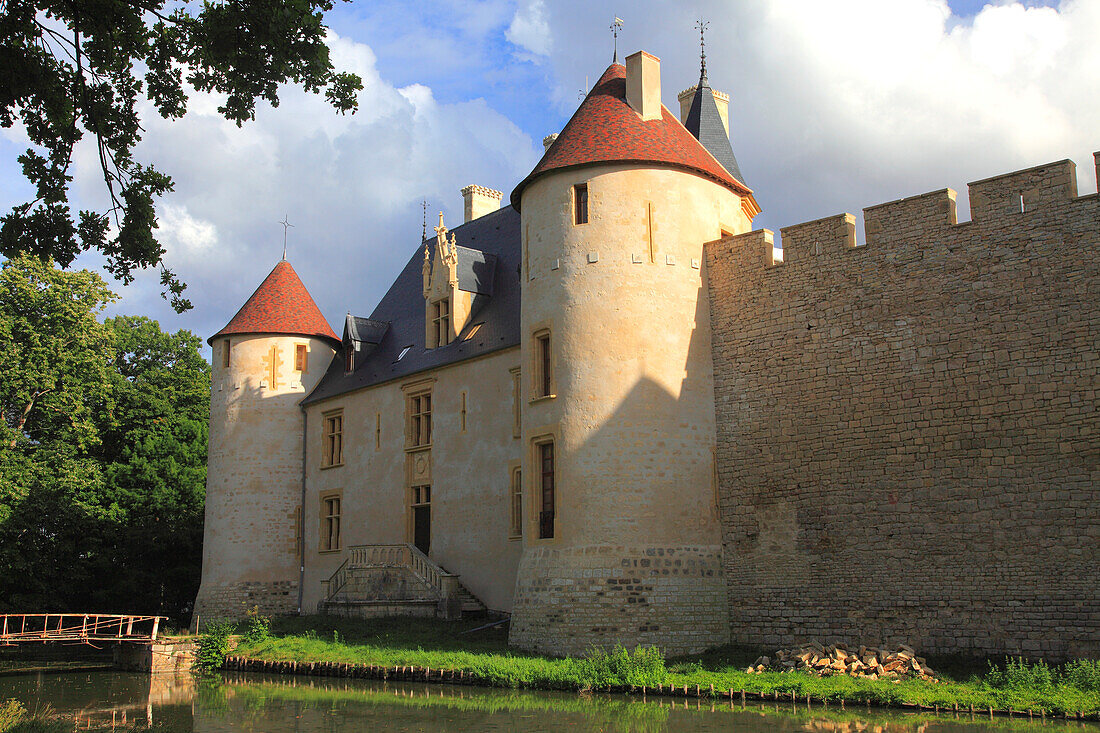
[0,671,1095,732]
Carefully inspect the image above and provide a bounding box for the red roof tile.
[511,63,751,209]
[210,260,340,345]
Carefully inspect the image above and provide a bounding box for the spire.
[279,215,293,261]
[610,17,623,63]
[695,19,709,86]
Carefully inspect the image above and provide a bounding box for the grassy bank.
[226,616,1100,718]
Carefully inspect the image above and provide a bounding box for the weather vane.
[279,215,294,260]
[695,19,709,84]
[610,17,623,63]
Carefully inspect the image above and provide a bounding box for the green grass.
[229,616,1100,717]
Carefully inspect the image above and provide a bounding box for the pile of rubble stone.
[745,643,938,681]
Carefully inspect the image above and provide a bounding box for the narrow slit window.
[344,346,354,373]
[222,339,231,368]
[460,391,467,433]
[535,332,552,398]
[538,442,555,539]
[295,344,308,372]
[510,467,523,538]
[511,369,522,438]
[573,183,588,225]
[375,413,381,450]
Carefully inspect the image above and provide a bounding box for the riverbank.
[224,616,1100,719]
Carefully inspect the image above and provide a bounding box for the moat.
[2,670,1097,732]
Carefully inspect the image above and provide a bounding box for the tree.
[0,255,210,622]
[0,0,362,311]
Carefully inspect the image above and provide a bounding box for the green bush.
[1063,659,1100,693]
[986,657,1056,690]
[575,645,667,689]
[241,607,271,645]
[0,700,25,733]
[195,620,236,673]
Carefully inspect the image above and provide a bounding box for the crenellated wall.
[706,154,1100,660]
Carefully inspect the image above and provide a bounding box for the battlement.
[708,152,1099,271]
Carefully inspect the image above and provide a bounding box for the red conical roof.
[511,63,752,210]
[209,260,340,345]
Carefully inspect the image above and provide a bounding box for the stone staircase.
[319,544,487,619]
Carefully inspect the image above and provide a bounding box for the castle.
[193,48,1100,660]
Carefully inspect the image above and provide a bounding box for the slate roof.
[209,260,340,346]
[683,79,746,186]
[510,63,751,210]
[303,205,521,405]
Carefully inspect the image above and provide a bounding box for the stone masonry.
[705,155,1099,660]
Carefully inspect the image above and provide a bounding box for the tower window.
[295,344,308,372]
[509,466,523,538]
[432,298,451,347]
[573,183,588,225]
[407,392,432,447]
[322,411,343,467]
[222,339,231,368]
[534,331,552,398]
[321,494,341,551]
[538,441,555,539]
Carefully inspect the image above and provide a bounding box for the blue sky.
[0,0,1096,352]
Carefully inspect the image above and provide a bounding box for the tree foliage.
[0,254,210,622]
[0,0,362,311]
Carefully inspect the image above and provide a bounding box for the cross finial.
[695,19,710,86]
[610,17,623,63]
[279,215,294,260]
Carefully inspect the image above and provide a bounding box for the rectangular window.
[573,183,588,225]
[295,344,308,372]
[344,346,354,373]
[538,442,555,539]
[510,368,522,438]
[509,467,523,538]
[535,332,552,398]
[321,495,341,551]
[408,392,432,447]
[432,298,451,347]
[459,391,467,433]
[409,485,431,555]
[322,411,343,467]
[375,413,381,450]
[222,339,231,368]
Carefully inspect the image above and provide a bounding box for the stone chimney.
[542,133,559,153]
[461,185,503,223]
[625,51,661,121]
[677,85,730,135]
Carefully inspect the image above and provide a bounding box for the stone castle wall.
[705,155,1100,660]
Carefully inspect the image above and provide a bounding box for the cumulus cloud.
[506,0,552,58]
[535,0,1099,236]
[49,30,540,346]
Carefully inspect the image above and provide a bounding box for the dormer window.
[432,298,451,347]
[344,347,354,373]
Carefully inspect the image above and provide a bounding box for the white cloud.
[156,204,219,263]
[506,0,552,57]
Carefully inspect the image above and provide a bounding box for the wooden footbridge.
[0,614,165,645]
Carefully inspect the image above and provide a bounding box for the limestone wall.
[705,155,1100,660]
[193,334,335,622]
[510,164,751,656]
[301,348,523,614]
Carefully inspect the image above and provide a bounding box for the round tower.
[193,259,339,624]
[508,53,760,655]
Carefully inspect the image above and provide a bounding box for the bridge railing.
[0,613,165,644]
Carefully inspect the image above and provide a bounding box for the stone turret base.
[192,580,298,629]
[508,544,728,657]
